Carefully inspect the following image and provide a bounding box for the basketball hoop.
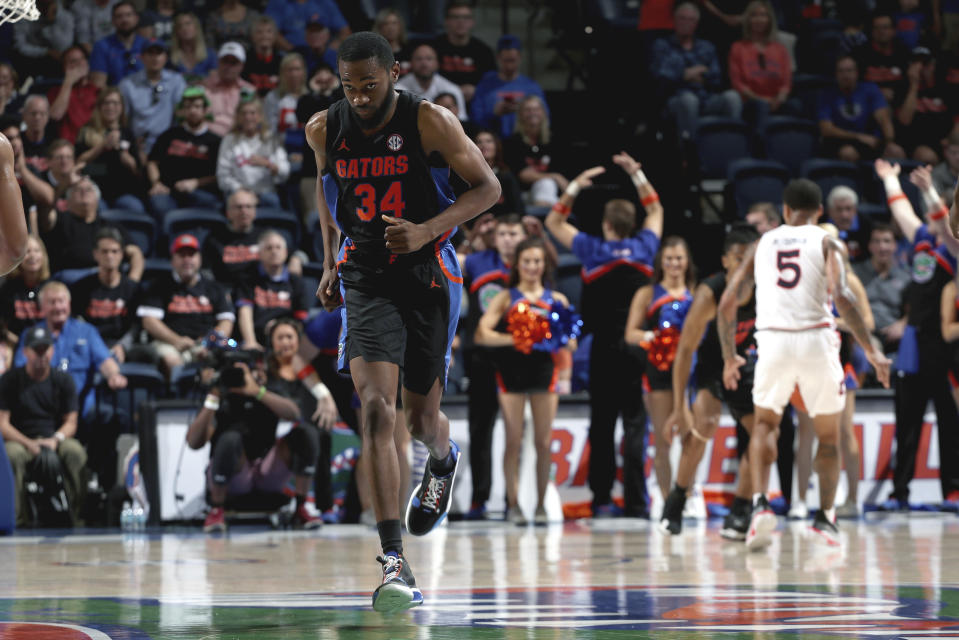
[0,0,39,25]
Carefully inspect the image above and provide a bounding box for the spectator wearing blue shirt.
[89,1,150,89]
[650,2,742,144]
[264,0,350,52]
[119,39,186,155]
[544,153,663,519]
[471,35,549,141]
[818,55,905,163]
[14,281,128,489]
[295,21,338,78]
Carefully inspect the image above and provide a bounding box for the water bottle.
[132,504,145,531]
[120,501,132,531]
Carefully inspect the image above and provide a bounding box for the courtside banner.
[445,395,945,516]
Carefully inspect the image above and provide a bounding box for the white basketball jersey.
[754,224,835,331]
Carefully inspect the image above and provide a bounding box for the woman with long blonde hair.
[263,53,308,136]
[216,97,289,209]
[728,0,799,133]
[170,13,218,82]
[373,8,412,76]
[503,95,568,207]
[0,235,49,346]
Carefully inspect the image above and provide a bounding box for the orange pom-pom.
[506,302,551,354]
[647,326,681,371]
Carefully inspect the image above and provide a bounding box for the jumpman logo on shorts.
[429,278,441,289]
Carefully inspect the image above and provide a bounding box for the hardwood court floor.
[2,512,959,639]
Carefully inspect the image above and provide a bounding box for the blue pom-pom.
[535,301,583,353]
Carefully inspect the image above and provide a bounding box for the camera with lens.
[198,332,263,390]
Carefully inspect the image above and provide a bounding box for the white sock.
[824,507,836,523]
[752,493,764,507]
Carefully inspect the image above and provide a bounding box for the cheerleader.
[476,237,577,525]
[624,236,695,502]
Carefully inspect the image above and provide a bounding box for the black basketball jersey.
[324,90,454,264]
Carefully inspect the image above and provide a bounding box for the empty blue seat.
[101,208,158,257]
[728,159,790,218]
[764,117,819,176]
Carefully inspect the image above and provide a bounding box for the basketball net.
[0,0,39,26]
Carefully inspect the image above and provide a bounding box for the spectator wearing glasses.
[119,39,187,156]
[76,87,145,213]
[89,1,150,89]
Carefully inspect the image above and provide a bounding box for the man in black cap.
[896,45,954,166]
[0,326,86,526]
[119,38,187,156]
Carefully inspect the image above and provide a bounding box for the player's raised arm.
[825,235,890,387]
[910,164,959,256]
[0,135,27,276]
[305,110,342,311]
[718,243,756,390]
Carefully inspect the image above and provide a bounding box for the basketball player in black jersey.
[0,133,27,275]
[306,32,500,613]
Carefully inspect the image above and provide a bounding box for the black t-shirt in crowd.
[71,273,140,346]
[0,367,78,439]
[430,34,496,89]
[203,225,261,286]
[42,212,132,274]
[503,134,563,190]
[853,41,909,98]
[244,50,282,96]
[0,277,44,338]
[137,273,234,340]
[75,127,143,203]
[148,125,221,193]
[236,267,311,343]
[212,376,286,461]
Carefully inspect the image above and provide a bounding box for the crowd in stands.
[2,0,959,530]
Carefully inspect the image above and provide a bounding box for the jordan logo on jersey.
[430,278,441,289]
[338,139,350,151]
[386,134,404,152]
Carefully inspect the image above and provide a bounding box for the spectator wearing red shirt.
[47,46,99,144]
[729,0,800,134]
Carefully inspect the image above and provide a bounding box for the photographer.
[185,336,322,533]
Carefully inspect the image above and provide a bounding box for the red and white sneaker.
[203,507,226,533]
[292,504,323,530]
[745,495,777,551]
[809,510,840,547]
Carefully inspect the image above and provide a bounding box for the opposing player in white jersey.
[718,179,890,550]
